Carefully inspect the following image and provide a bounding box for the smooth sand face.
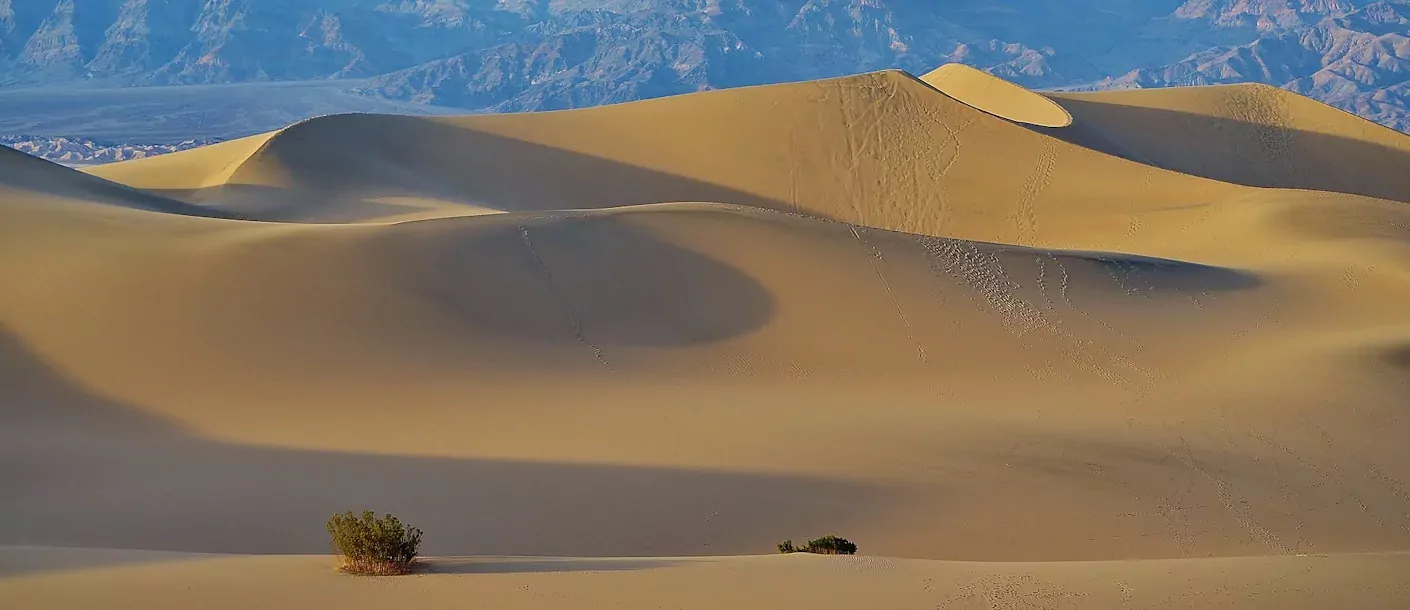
[4,68,1410,607]
[921,63,1074,128]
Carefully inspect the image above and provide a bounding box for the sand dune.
[87,70,1410,264]
[5,64,1410,607]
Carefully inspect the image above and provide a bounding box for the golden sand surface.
[4,65,1409,607]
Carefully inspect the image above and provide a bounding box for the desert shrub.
[801,535,857,555]
[777,535,857,555]
[326,510,424,575]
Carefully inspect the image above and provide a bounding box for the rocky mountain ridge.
[0,1,1406,132]
[1088,1,1410,130]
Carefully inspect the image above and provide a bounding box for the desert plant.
[800,535,857,555]
[326,510,424,575]
[778,535,857,555]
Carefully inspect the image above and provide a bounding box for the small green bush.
[326,510,424,575]
[801,535,857,555]
[778,535,857,555]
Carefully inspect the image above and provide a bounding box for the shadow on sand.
[1049,97,1410,204]
[137,114,794,223]
[0,329,896,574]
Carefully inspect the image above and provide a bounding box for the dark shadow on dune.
[1047,97,1410,204]
[369,211,776,348]
[0,146,246,220]
[0,329,896,574]
[140,114,793,223]
[116,205,774,350]
[1381,344,1410,370]
[1070,252,1263,294]
[145,183,433,223]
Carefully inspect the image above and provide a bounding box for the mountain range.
[1,0,1408,131]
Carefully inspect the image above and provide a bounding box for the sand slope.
[6,67,1410,607]
[5,548,1409,610]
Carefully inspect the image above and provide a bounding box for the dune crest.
[921,63,1074,128]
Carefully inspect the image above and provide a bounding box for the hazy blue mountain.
[1,0,1407,141]
[0,79,460,143]
[1087,1,1410,130]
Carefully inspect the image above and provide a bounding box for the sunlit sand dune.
[921,63,1073,128]
[5,65,1410,608]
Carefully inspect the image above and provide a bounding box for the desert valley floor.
[3,65,1410,608]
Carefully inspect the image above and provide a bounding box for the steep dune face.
[6,67,1410,597]
[1048,84,1410,203]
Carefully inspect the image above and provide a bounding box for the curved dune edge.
[1045,83,1410,203]
[0,146,244,219]
[920,63,1073,128]
[83,130,282,191]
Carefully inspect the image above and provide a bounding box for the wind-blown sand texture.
[5,64,1410,608]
